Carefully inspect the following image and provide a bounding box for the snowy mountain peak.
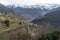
[7,4,60,10]
[14,4,60,10]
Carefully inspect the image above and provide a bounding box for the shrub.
[4,19,9,27]
[38,30,60,40]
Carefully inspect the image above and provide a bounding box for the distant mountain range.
[0,4,14,13]
[32,8,60,29]
[7,4,60,20]
[0,3,60,21]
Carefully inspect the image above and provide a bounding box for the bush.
[38,30,60,40]
[4,19,9,27]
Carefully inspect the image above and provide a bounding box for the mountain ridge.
[32,8,60,29]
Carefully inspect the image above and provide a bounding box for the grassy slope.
[0,13,41,40]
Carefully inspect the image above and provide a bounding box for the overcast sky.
[0,0,60,6]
